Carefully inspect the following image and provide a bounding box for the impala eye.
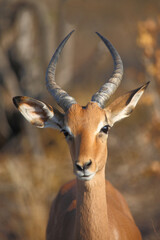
[100,125,110,134]
[61,129,71,139]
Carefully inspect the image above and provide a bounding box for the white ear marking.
[18,102,54,128]
[13,96,64,129]
[105,83,149,126]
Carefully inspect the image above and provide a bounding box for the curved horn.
[91,32,123,108]
[46,30,77,112]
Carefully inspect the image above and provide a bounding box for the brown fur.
[47,179,141,240]
[13,84,148,240]
[46,101,144,240]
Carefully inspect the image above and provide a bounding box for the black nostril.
[75,163,83,171]
[75,160,92,171]
[84,160,92,170]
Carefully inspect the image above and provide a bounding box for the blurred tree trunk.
[0,0,75,157]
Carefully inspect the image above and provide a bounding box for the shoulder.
[47,179,77,240]
[58,179,77,196]
[50,179,77,216]
[106,180,134,222]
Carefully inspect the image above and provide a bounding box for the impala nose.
[75,160,92,171]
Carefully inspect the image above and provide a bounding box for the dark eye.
[61,129,71,138]
[61,129,69,137]
[100,125,110,134]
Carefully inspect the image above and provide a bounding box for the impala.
[13,30,149,240]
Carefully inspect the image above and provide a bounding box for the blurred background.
[0,0,160,239]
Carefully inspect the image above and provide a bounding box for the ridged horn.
[91,32,123,108]
[46,30,77,112]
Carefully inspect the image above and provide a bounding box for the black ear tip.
[13,96,21,108]
[95,32,102,38]
[13,97,17,107]
[144,81,150,90]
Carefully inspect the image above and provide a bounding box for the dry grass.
[0,132,73,240]
[0,4,160,239]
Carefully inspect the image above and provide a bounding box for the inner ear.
[13,96,64,129]
[104,82,149,126]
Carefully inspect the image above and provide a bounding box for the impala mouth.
[76,172,96,181]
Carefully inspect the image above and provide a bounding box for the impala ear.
[105,82,149,126]
[13,96,64,129]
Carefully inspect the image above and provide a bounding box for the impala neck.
[74,168,109,240]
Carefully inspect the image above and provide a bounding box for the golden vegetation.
[137,17,160,150]
[0,2,160,239]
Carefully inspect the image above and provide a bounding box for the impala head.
[13,31,149,181]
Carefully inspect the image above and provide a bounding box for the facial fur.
[63,102,109,180]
